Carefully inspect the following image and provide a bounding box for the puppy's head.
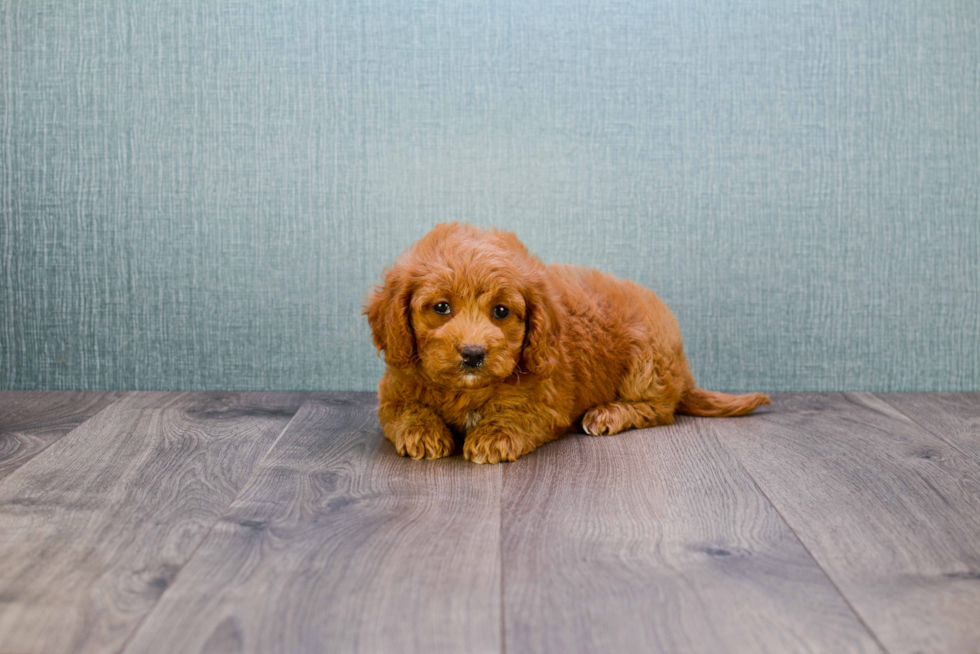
[365,223,561,388]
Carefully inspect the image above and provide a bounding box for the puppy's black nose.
[460,345,486,368]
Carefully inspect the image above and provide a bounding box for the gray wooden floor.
[0,392,978,654]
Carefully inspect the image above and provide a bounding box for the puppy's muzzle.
[459,345,486,369]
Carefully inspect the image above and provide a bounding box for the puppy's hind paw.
[581,406,622,436]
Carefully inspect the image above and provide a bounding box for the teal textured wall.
[2,0,978,391]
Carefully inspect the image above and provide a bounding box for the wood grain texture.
[5,392,979,654]
[122,394,502,654]
[0,391,307,654]
[501,417,882,654]
[877,393,980,464]
[716,393,980,654]
[0,391,122,481]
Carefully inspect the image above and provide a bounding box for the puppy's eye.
[493,305,510,319]
[433,302,451,315]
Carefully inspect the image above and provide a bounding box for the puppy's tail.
[677,387,770,417]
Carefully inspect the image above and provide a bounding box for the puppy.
[365,223,769,464]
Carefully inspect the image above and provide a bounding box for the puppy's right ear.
[364,263,415,369]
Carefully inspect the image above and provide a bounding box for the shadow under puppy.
[365,223,769,464]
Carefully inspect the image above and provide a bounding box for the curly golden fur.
[365,223,769,464]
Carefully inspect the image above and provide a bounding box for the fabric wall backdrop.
[2,0,978,392]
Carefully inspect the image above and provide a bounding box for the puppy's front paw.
[463,432,526,464]
[385,419,455,460]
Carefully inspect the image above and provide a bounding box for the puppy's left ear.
[521,275,563,378]
[364,262,416,369]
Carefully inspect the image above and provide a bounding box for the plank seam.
[499,464,506,654]
[0,391,126,489]
[706,416,894,654]
[115,392,312,654]
[874,393,980,467]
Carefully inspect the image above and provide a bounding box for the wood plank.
[501,416,882,654]
[877,393,980,464]
[717,393,980,654]
[109,391,308,412]
[0,391,123,481]
[0,391,307,654]
[122,393,502,654]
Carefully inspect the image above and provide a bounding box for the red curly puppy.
[365,223,769,464]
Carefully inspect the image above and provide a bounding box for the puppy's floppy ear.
[364,262,415,369]
[521,275,562,377]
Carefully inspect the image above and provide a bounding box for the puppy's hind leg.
[582,343,690,436]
